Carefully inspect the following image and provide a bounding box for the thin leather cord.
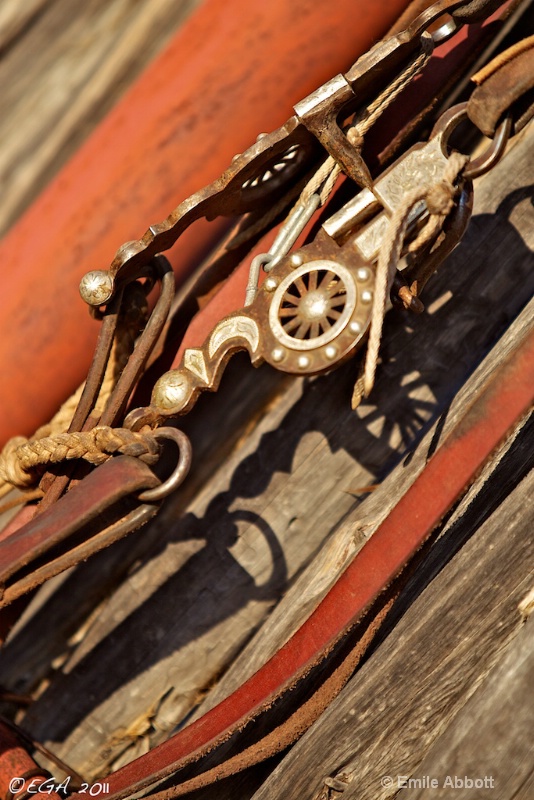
[0,285,148,496]
[358,151,468,403]
[130,598,397,800]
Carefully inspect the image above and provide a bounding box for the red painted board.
[0,0,412,446]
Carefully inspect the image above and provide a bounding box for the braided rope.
[0,283,149,496]
[0,426,160,489]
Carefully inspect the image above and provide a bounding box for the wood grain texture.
[0,0,532,788]
[0,0,202,236]
[399,616,534,799]
[172,125,534,726]
[248,425,534,800]
[0,1,50,52]
[1,123,532,785]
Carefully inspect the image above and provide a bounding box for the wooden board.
[0,0,202,236]
[397,616,534,799]
[0,3,533,794]
[1,121,532,788]
[248,426,534,800]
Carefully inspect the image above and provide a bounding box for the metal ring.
[432,103,512,180]
[463,115,512,179]
[137,427,192,502]
[430,16,460,45]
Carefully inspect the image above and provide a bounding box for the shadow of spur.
[1,180,532,776]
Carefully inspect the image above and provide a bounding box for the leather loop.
[0,456,160,607]
[468,39,534,136]
[452,0,506,23]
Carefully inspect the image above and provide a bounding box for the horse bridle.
[0,0,533,797]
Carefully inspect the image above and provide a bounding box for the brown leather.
[0,2,525,796]
[0,456,160,607]
[63,324,534,800]
[0,723,60,800]
[452,0,508,21]
[468,38,534,135]
[0,0,415,448]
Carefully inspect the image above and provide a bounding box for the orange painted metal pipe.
[0,0,413,446]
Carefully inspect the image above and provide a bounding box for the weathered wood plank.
[247,433,534,800]
[0,1,50,51]
[190,302,534,724]
[1,124,533,779]
[180,302,534,800]
[398,616,534,799]
[0,0,202,236]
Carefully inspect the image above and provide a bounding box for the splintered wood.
[1,120,532,799]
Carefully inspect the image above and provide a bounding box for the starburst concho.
[150,244,375,418]
[257,249,375,374]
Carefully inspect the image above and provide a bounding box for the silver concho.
[268,260,357,352]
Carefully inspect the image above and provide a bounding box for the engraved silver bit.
[129,121,471,429]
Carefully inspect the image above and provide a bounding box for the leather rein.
[0,1,533,797]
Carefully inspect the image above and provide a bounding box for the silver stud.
[325,345,338,360]
[152,371,191,411]
[264,277,278,292]
[357,267,371,282]
[297,355,310,369]
[361,289,373,304]
[271,347,285,362]
[349,320,362,335]
[79,270,114,306]
[290,253,304,268]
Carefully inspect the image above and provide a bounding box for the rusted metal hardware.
[0,2,531,797]
[124,105,488,428]
[93,0,504,300]
[3,0,429,448]
[0,0,526,596]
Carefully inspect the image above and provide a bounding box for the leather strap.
[468,36,534,135]
[64,321,533,800]
[0,457,160,607]
[0,723,59,800]
[0,2,527,796]
[452,0,508,21]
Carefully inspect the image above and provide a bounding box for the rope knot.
[425,180,455,216]
[347,128,364,149]
[358,150,470,402]
[0,437,34,488]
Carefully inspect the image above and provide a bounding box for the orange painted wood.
[0,0,412,446]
